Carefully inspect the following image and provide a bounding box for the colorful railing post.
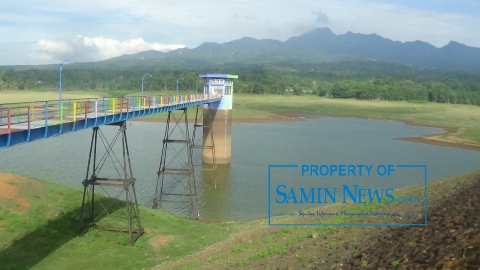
[84,101,88,119]
[73,102,77,122]
[94,99,98,126]
[27,106,31,131]
[132,97,136,117]
[26,106,31,141]
[60,102,64,124]
[102,98,107,125]
[72,102,77,131]
[44,104,48,138]
[7,108,11,134]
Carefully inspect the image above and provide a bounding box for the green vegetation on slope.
[0,174,234,270]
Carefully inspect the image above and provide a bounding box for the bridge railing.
[0,93,221,135]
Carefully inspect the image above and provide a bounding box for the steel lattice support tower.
[191,104,218,189]
[151,108,199,219]
[79,121,143,245]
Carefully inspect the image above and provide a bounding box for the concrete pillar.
[202,104,231,164]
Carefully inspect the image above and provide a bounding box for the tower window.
[210,79,224,84]
[225,86,232,95]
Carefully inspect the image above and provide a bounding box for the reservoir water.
[1,117,480,221]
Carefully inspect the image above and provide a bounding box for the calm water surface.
[1,117,480,221]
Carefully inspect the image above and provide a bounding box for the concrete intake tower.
[199,74,238,164]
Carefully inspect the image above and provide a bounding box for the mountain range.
[2,28,479,73]
[106,27,480,72]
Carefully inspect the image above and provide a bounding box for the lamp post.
[59,60,70,108]
[141,73,152,99]
[176,77,184,95]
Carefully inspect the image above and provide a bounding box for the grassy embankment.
[2,170,478,270]
[0,173,240,270]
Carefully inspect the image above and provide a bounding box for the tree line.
[1,61,480,105]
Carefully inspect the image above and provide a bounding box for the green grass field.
[0,90,103,103]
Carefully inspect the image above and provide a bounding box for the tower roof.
[199,74,238,79]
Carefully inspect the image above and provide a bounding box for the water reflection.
[198,164,231,221]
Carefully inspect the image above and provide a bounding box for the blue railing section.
[0,94,222,149]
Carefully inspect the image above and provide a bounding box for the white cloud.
[36,36,185,62]
[312,10,329,24]
[37,39,73,55]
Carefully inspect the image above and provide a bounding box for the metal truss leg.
[151,108,198,220]
[191,105,218,189]
[79,121,144,245]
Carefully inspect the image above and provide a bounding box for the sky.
[0,0,479,65]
